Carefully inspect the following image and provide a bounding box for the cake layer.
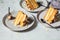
[48,9,58,23]
[14,11,28,26]
[25,0,39,10]
[44,6,58,24]
[44,6,52,21]
[14,11,24,26]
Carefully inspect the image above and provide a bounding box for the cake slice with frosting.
[25,0,39,10]
[14,11,28,26]
[44,6,58,24]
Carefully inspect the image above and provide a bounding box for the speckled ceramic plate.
[20,0,47,13]
[2,11,35,32]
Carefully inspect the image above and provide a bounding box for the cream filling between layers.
[44,7,52,21]
[14,11,23,26]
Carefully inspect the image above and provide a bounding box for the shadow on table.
[17,15,38,32]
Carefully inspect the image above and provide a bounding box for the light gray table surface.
[0,0,60,40]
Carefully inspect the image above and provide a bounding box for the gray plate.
[37,9,60,28]
[2,11,35,32]
[20,0,47,13]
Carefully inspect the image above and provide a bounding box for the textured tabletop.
[0,0,60,40]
